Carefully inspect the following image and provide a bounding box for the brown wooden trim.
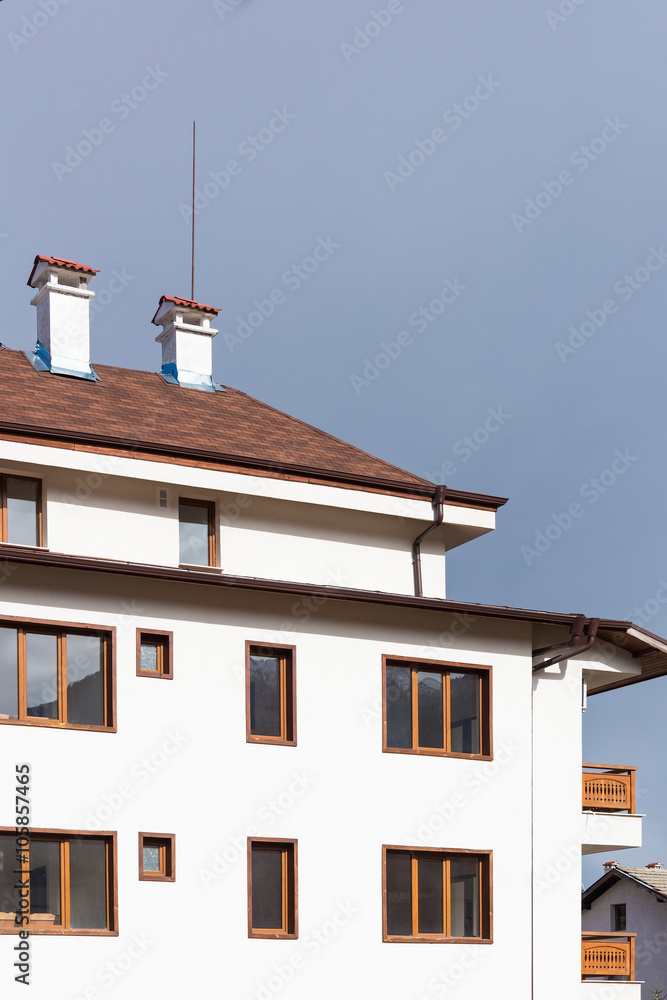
[0,827,118,936]
[0,615,116,732]
[381,845,493,944]
[381,655,492,760]
[245,641,297,747]
[138,832,176,882]
[178,497,216,567]
[247,837,298,939]
[136,628,174,679]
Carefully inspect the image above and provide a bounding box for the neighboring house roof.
[0,347,506,505]
[583,866,667,907]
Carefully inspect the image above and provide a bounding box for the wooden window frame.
[247,837,298,939]
[612,903,627,932]
[245,642,297,747]
[0,827,117,936]
[0,474,43,547]
[382,845,492,944]
[0,613,116,732]
[138,833,175,882]
[178,497,216,568]
[382,655,492,760]
[136,629,173,680]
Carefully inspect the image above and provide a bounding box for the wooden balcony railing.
[582,764,636,813]
[582,932,635,980]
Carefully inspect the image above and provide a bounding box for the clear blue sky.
[2,0,666,888]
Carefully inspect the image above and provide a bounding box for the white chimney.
[27,255,99,380]
[152,295,221,392]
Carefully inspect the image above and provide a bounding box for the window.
[612,903,626,932]
[246,643,296,746]
[383,657,491,758]
[0,475,42,547]
[138,834,175,882]
[136,630,173,679]
[178,498,215,566]
[383,846,492,943]
[0,619,114,730]
[248,839,297,939]
[0,830,116,934]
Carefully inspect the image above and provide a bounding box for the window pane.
[66,634,105,726]
[252,847,283,929]
[386,851,412,936]
[450,672,480,754]
[249,655,282,737]
[450,857,480,938]
[140,642,159,672]
[6,478,39,546]
[179,502,210,565]
[26,633,58,719]
[386,665,412,748]
[417,671,443,749]
[69,839,107,929]
[418,857,443,934]
[29,840,61,926]
[0,627,18,719]
[143,845,161,872]
[0,834,18,919]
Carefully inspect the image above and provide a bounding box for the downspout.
[530,616,599,1000]
[411,485,447,597]
[532,617,600,672]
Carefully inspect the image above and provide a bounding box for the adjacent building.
[0,255,666,998]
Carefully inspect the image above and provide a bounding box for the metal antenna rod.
[191,121,196,301]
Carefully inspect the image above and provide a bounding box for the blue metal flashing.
[160,362,224,393]
[30,341,100,381]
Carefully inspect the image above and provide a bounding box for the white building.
[0,254,666,998]
[583,863,667,999]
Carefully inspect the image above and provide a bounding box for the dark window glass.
[613,904,626,932]
[179,501,210,565]
[252,846,283,929]
[418,856,443,934]
[417,671,443,749]
[0,834,17,917]
[0,627,18,719]
[69,839,107,929]
[450,857,479,938]
[66,634,104,726]
[386,664,412,749]
[6,478,39,546]
[30,840,61,926]
[26,633,58,719]
[249,655,281,737]
[386,850,412,936]
[450,672,480,754]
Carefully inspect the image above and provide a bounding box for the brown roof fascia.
[0,544,606,627]
[0,421,508,510]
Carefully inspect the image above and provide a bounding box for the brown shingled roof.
[617,867,667,896]
[0,347,437,493]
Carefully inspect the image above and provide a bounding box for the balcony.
[582,764,642,855]
[582,932,635,981]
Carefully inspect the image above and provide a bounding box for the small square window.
[248,838,297,938]
[246,643,296,746]
[138,834,175,882]
[136,630,173,679]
